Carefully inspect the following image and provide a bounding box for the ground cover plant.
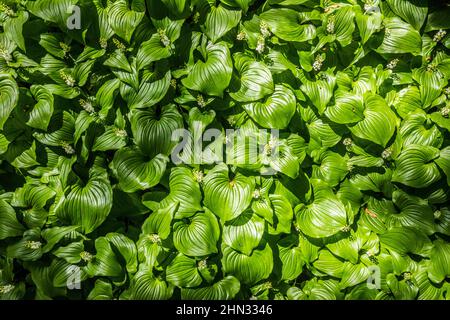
[0,0,450,300]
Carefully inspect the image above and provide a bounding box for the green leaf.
[41,225,79,253]
[136,33,173,70]
[92,126,128,152]
[27,0,78,27]
[380,227,431,256]
[87,234,133,278]
[202,5,241,43]
[39,33,67,59]
[313,250,344,278]
[376,17,422,55]
[413,67,447,109]
[299,72,336,115]
[425,7,450,32]
[130,104,183,158]
[223,211,265,256]
[326,232,360,264]
[173,209,220,256]
[53,241,84,264]
[242,84,296,129]
[355,6,382,44]
[229,53,274,102]
[0,200,25,240]
[400,111,443,148]
[0,73,19,130]
[386,190,435,235]
[182,41,233,97]
[296,180,349,238]
[88,280,114,300]
[124,266,174,299]
[203,164,254,222]
[96,78,121,118]
[386,0,428,30]
[11,141,39,169]
[166,253,203,288]
[105,232,138,273]
[325,91,364,124]
[260,9,316,42]
[268,194,293,235]
[416,268,442,300]
[7,229,43,262]
[278,235,304,281]
[348,93,397,147]
[332,5,356,47]
[287,279,340,300]
[122,71,171,110]
[339,263,370,289]
[428,240,450,284]
[221,242,273,285]
[148,167,203,217]
[142,203,177,240]
[159,0,188,16]
[27,85,54,131]
[312,150,348,187]
[181,275,240,300]
[386,273,419,300]
[33,111,75,146]
[108,0,146,42]
[392,145,441,188]
[394,86,423,119]
[436,147,450,186]
[4,11,28,51]
[56,170,113,234]
[110,147,168,193]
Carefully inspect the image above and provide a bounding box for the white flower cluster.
[260,21,271,38]
[434,210,442,220]
[59,42,71,56]
[59,70,76,87]
[99,37,108,49]
[326,16,335,34]
[441,106,449,118]
[313,55,325,72]
[0,47,12,62]
[112,38,126,51]
[60,141,76,155]
[256,36,265,54]
[433,29,447,43]
[158,29,171,47]
[193,12,200,24]
[0,284,15,294]
[255,21,271,54]
[192,169,204,183]
[381,147,392,159]
[252,189,261,199]
[236,31,247,41]
[149,233,161,244]
[197,94,206,108]
[114,128,128,137]
[79,98,95,114]
[197,259,208,269]
[0,2,14,16]
[80,251,94,262]
[386,58,399,70]
[25,240,42,250]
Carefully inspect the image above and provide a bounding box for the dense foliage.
[1,0,450,300]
